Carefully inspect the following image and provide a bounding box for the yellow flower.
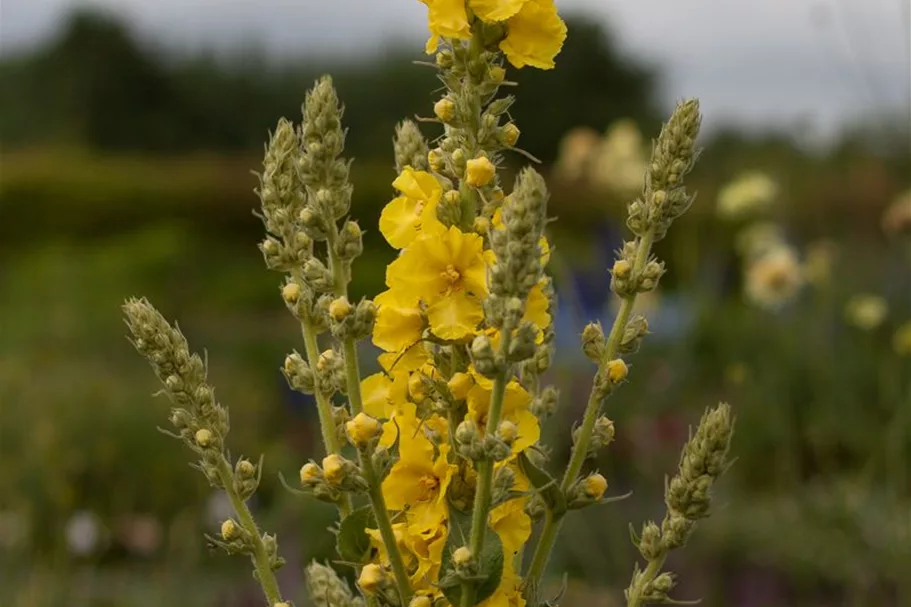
[466,155,496,187]
[421,0,471,53]
[373,289,425,354]
[471,0,527,22]
[845,294,888,331]
[499,0,567,70]
[490,464,532,558]
[467,375,540,453]
[386,226,488,340]
[358,563,385,594]
[380,167,445,249]
[381,406,457,532]
[378,343,431,375]
[448,371,475,400]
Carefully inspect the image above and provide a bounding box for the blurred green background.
[2,5,910,607]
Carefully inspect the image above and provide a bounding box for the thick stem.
[360,449,414,605]
[461,331,512,607]
[218,458,283,606]
[525,230,656,591]
[300,321,353,518]
[626,553,668,607]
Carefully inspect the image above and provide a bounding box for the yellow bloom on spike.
[467,375,540,453]
[380,167,445,249]
[386,226,488,340]
[470,0,526,22]
[490,464,532,558]
[420,0,471,53]
[499,0,567,70]
[373,289,425,354]
[381,406,457,532]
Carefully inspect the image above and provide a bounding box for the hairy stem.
[525,229,655,589]
[626,553,668,607]
[462,330,512,607]
[217,458,284,606]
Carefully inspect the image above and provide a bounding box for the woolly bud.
[466,156,496,187]
[581,322,606,362]
[283,351,315,394]
[393,119,429,173]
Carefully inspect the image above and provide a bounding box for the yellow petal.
[361,373,392,418]
[469,0,527,22]
[427,0,471,39]
[500,0,567,70]
[393,167,442,203]
[373,289,425,352]
[379,196,422,249]
[426,291,484,340]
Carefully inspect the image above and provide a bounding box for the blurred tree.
[0,9,657,160]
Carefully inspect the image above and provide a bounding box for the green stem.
[525,229,655,590]
[461,330,512,607]
[217,458,284,606]
[360,448,414,605]
[325,232,413,605]
[300,321,353,518]
[626,553,668,607]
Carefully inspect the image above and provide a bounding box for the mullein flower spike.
[124,4,735,607]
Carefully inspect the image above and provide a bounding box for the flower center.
[440,264,461,288]
[414,200,426,215]
[417,474,439,501]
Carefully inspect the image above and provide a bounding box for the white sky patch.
[2,0,908,139]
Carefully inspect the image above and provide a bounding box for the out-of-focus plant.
[122,3,736,607]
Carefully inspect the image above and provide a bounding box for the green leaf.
[439,510,505,606]
[518,452,567,515]
[336,506,376,564]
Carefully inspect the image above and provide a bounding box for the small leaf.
[518,452,567,515]
[439,512,504,605]
[336,506,376,564]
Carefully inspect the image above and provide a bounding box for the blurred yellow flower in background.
[717,171,779,221]
[744,244,804,310]
[845,294,888,331]
[893,322,911,356]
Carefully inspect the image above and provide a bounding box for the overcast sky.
[2,0,909,141]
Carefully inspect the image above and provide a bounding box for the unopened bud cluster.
[627,403,734,605]
[306,561,365,607]
[488,169,549,327]
[627,99,701,242]
[123,298,231,487]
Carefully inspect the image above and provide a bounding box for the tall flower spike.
[628,99,702,241]
[626,403,734,607]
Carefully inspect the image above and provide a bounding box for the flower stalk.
[217,457,285,606]
[526,98,703,593]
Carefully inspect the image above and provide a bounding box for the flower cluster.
[123,3,738,607]
[359,5,564,602]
